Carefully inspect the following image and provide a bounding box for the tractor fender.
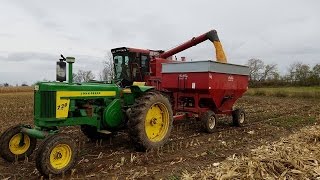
[130,85,154,94]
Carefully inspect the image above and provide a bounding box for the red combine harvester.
[111,29,249,132]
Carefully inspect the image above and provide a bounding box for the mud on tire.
[35,133,77,177]
[0,125,37,162]
[128,91,173,151]
[201,111,217,133]
[232,108,246,127]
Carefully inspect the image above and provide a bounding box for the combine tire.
[35,133,77,177]
[128,91,173,150]
[80,125,110,140]
[0,125,37,162]
[232,108,246,127]
[201,111,217,133]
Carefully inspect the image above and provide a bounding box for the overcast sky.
[0,0,319,85]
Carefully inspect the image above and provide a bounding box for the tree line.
[247,58,320,87]
[34,57,320,87]
[1,56,319,87]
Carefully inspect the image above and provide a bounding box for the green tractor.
[0,55,173,176]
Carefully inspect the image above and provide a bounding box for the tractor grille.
[40,91,56,118]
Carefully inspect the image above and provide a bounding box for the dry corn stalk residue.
[182,125,320,179]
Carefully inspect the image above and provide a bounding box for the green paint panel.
[35,116,98,127]
[40,91,56,118]
[123,93,135,106]
[103,99,124,128]
[37,82,120,94]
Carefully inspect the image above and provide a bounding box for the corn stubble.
[182,125,320,180]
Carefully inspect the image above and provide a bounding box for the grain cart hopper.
[0,29,249,177]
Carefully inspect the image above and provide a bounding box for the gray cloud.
[6,52,57,62]
[0,0,319,84]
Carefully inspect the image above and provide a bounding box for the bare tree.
[296,64,311,85]
[287,62,302,83]
[259,64,278,81]
[247,58,279,87]
[312,64,320,78]
[73,70,95,83]
[311,64,320,85]
[246,58,264,81]
[100,52,114,81]
[286,62,314,86]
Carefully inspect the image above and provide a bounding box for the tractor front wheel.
[35,133,77,177]
[0,125,37,162]
[128,91,173,150]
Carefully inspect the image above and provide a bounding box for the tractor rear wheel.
[128,91,173,150]
[201,111,217,133]
[35,133,77,177]
[232,108,246,127]
[0,125,37,162]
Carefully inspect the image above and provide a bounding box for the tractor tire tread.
[35,133,77,177]
[0,125,37,162]
[232,108,246,127]
[128,91,173,151]
[201,111,217,133]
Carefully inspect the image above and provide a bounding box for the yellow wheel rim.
[9,133,31,155]
[50,144,72,170]
[145,102,170,142]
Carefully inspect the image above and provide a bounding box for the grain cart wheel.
[128,91,173,150]
[201,111,217,133]
[35,133,77,177]
[80,125,110,140]
[232,108,246,127]
[0,125,37,162]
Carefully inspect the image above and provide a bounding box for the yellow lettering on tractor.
[56,91,116,118]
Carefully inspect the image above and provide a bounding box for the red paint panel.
[161,72,248,112]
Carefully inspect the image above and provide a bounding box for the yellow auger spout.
[213,41,227,63]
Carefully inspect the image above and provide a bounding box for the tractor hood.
[35,82,120,93]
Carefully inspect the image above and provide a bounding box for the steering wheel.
[114,78,124,87]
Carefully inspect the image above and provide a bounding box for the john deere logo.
[80,92,101,95]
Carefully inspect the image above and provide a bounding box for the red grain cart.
[162,60,249,132]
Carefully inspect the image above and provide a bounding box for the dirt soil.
[0,93,319,179]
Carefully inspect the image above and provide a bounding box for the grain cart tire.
[0,125,37,162]
[201,111,217,133]
[232,108,246,127]
[80,125,110,140]
[128,91,173,151]
[35,133,77,177]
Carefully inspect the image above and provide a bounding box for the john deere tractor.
[0,55,173,176]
